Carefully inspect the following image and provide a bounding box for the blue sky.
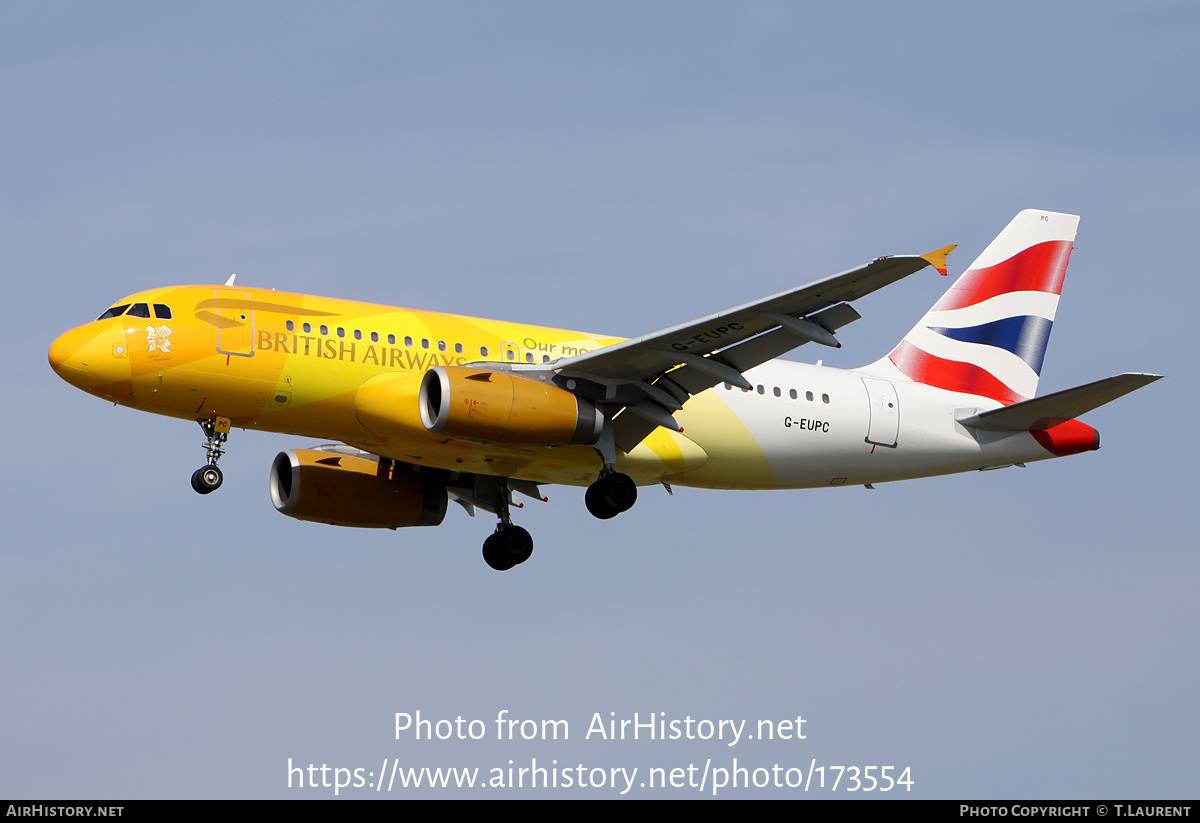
[3,2,1196,798]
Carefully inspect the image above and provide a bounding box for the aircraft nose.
[48,323,132,392]
[48,326,91,380]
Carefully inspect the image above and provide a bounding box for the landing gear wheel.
[191,464,223,494]
[482,526,534,571]
[585,483,618,519]
[585,472,637,519]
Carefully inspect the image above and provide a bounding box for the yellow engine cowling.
[269,449,446,528]
[419,366,602,446]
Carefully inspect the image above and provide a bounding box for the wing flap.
[613,410,660,454]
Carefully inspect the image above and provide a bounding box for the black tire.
[482,526,533,571]
[605,472,637,513]
[585,482,618,519]
[585,473,637,518]
[191,464,223,494]
[482,533,511,571]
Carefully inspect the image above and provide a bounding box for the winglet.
[919,244,957,276]
[225,273,237,286]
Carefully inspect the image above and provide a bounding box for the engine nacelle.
[419,366,602,446]
[269,448,446,528]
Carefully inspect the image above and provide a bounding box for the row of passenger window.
[723,382,830,404]
[286,319,466,352]
[97,303,173,321]
[282,320,554,363]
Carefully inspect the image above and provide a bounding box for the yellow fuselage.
[48,285,736,488]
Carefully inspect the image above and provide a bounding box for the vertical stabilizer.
[873,209,1079,404]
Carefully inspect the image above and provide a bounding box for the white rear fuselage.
[669,359,1045,490]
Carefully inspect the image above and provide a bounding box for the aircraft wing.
[550,246,955,452]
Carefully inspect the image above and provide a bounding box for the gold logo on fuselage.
[147,325,173,353]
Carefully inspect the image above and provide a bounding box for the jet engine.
[269,448,446,528]
[419,366,602,447]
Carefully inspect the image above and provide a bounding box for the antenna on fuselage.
[225,273,237,286]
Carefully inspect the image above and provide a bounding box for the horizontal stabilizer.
[957,373,1163,432]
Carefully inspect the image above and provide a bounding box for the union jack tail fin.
[875,209,1080,404]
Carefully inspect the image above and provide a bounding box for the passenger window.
[153,304,172,319]
[387,334,395,345]
[303,323,312,334]
[822,393,830,404]
[542,354,550,363]
[404,336,412,347]
[320,325,328,336]
[370,332,379,343]
[127,303,151,318]
[337,327,345,338]
[806,391,814,401]
[438,340,446,352]
[97,304,130,320]
[525,352,534,363]
[789,389,797,399]
[286,320,295,331]
[506,350,515,362]
[354,330,362,340]
[480,346,489,357]
[773,387,781,397]
[756,385,764,394]
[421,338,429,349]
[455,343,463,354]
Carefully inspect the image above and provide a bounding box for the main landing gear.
[476,468,636,570]
[190,416,230,495]
[483,525,534,572]
[585,469,637,520]
[477,476,534,571]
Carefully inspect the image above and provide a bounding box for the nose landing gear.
[191,416,230,495]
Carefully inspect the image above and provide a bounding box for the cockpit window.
[97,304,130,320]
[153,304,172,319]
[127,303,151,318]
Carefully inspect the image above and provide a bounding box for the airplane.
[48,209,1160,571]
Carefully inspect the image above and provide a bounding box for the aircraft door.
[213,289,255,357]
[862,377,899,447]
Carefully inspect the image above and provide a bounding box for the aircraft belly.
[666,388,777,489]
[136,365,268,420]
[351,437,598,487]
[357,430,708,489]
[619,428,709,483]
